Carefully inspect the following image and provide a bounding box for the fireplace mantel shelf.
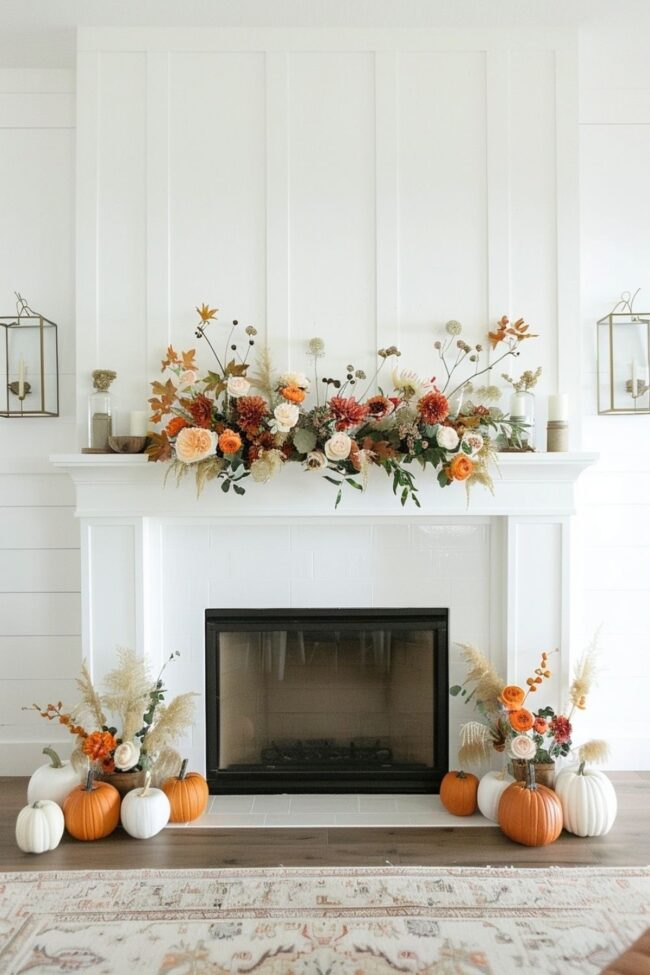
[51,451,598,519]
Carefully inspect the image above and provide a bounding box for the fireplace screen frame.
[205,607,449,794]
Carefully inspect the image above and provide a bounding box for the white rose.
[436,426,459,450]
[509,734,537,761]
[273,402,299,432]
[304,450,327,471]
[113,740,141,771]
[324,432,352,462]
[175,427,218,464]
[227,376,251,398]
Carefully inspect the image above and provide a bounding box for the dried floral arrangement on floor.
[146,306,536,506]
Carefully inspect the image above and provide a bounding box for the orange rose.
[82,730,117,762]
[508,708,535,733]
[165,416,188,438]
[533,716,548,734]
[448,454,474,481]
[280,384,306,404]
[218,429,243,454]
[500,685,526,711]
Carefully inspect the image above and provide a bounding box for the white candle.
[129,410,149,437]
[509,392,526,418]
[631,361,638,398]
[548,394,568,422]
[18,357,25,399]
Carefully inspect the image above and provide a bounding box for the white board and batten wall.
[0,23,648,772]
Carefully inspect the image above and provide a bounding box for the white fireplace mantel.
[51,451,598,775]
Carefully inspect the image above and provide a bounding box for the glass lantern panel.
[598,318,650,413]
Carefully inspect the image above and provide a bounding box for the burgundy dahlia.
[549,715,572,744]
[417,390,449,426]
[329,396,369,431]
[236,395,268,435]
[188,394,214,428]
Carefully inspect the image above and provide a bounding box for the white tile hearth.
[167,794,493,829]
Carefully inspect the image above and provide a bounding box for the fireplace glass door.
[206,609,448,793]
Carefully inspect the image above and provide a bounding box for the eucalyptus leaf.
[292,427,317,455]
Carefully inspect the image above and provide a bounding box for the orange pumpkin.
[440,770,479,816]
[63,770,120,841]
[162,759,209,823]
[498,763,563,846]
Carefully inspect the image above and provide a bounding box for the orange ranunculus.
[508,708,535,733]
[218,429,243,455]
[280,384,306,404]
[448,454,474,481]
[82,730,117,762]
[500,685,526,711]
[165,416,189,438]
[533,716,548,734]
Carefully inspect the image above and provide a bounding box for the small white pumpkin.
[27,746,81,807]
[555,762,617,837]
[477,769,515,822]
[120,772,170,839]
[16,799,64,854]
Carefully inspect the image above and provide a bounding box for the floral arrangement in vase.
[451,637,608,784]
[146,305,536,507]
[25,649,196,785]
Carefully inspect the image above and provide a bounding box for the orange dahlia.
[218,429,242,454]
[329,396,369,431]
[508,708,535,733]
[448,454,474,481]
[417,390,449,425]
[366,395,395,420]
[165,416,188,438]
[82,730,117,762]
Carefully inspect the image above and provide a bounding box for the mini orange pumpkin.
[440,770,479,816]
[498,763,563,846]
[162,759,209,823]
[63,770,120,841]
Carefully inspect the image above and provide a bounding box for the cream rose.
[463,432,484,455]
[273,402,299,432]
[113,740,141,771]
[175,369,198,392]
[436,426,460,451]
[324,432,352,462]
[226,376,251,397]
[175,427,218,464]
[509,734,537,761]
[304,450,327,471]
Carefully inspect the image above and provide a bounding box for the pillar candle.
[509,392,526,418]
[548,394,568,422]
[129,411,149,437]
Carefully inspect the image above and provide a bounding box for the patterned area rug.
[1,866,649,974]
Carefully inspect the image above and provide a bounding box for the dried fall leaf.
[161,345,180,370]
[196,303,218,322]
[225,359,249,378]
[362,437,396,462]
[146,431,173,463]
[181,349,197,371]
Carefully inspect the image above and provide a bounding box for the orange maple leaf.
[161,345,180,371]
[182,349,197,371]
[146,432,173,463]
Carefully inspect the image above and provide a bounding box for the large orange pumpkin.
[63,771,120,841]
[440,770,479,816]
[162,759,209,823]
[498,763,563,846]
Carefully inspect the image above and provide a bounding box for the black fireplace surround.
[205,608,449,794]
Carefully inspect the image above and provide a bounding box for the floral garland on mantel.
[147,306,536,507]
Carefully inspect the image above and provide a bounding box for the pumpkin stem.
[457,770,467,779]
[140,771,152,797]
[84,770,95,792]
[43,746,62,768]
[578,760,586,776]
[526,762,537,791]
[178,759,188,781]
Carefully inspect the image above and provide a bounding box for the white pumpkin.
[27,747,81,807]
[16,799,64,854]
[120,772,170,839]
[477,769,515,822]
[555,762,617,837]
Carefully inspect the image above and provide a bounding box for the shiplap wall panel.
[398,52,487,361]
[0,473,74,506]
[0,593,80,635]
[0,635,81,680]
[287,52,376,376]
[168,53,267,353]
[0,507,79,549]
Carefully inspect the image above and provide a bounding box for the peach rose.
[448,454,474,481]
[218,429,243,454]
[175,427,218,464]
[500,685,526,711]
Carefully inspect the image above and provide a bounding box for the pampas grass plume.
[577,739,610,765]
